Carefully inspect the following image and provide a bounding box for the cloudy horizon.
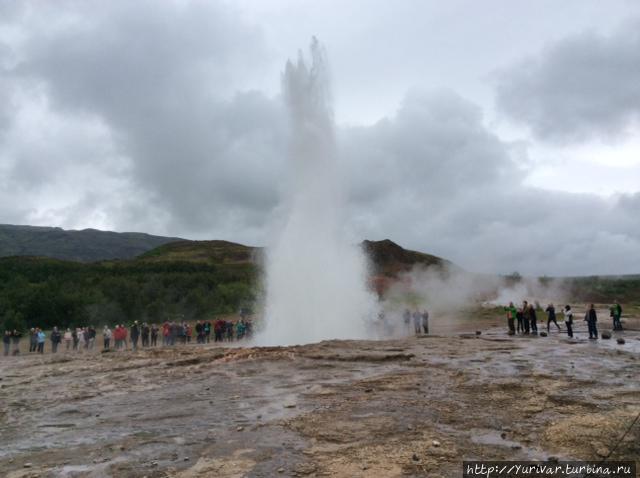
[1,1,639,276]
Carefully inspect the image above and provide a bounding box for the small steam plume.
[376,265,571,335]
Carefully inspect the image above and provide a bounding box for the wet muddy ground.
[1,320,639,477]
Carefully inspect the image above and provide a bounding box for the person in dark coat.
[529,304,538,334]
[11,330,22,355]
[515,307,524,334]
[421,309,430,334]
[51,327,62,353]
[545,304,561,332]
[3,330,11,356]
[195,321,204,344]
[150,324,159,346]
[141,323,150,347]
[29,328,37,353]
[585,304,598,339]
[130,321,140,350]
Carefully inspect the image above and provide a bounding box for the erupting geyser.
[259,38,377,345]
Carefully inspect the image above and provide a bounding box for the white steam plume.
[258,38,378,345]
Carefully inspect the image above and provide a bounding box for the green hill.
[1,230,638,332]
[0,224,181,262]
[0,234,453,332]
[362,239,450,276]
[139,240,261,264]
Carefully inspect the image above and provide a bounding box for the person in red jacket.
[162,322,170,346]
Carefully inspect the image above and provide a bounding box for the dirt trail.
[1,327,639,477]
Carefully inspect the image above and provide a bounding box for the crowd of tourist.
[3,317,253,356]
[503,301,624,339]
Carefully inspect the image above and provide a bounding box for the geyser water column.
[260,38,377,345]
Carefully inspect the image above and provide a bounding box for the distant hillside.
[0,224,181,262]
[139,237,450,274]
[139,240,261,264]
[362,239,451,276]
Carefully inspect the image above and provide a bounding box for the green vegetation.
[563,275,640,305]
[2,229,638,334]
[0,224,180,262]
[0,254,258,332]
[139,240,261,264]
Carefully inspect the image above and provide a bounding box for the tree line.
[0,257,258,332]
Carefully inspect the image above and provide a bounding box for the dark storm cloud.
[1,1,638,275]
[495,19,640,142]
[6,0,284,238]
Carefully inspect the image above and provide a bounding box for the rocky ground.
[1,318,639,478]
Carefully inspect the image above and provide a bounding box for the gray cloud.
[0,1,638,275]
[495,19,640,142]
[341,91,640,275]
[4,0,283,241]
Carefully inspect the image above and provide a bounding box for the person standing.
[103,325,112,350]
[214,319,223,342]
[412,311,421,335]
[529,304,538,334]
[72,328,79,351]
[204,320,212,343]
[64,328,72,351]
[515,307,524,334]
[612,301,623,331]
[195,321,204,344]
[168,321,177,346]
[36,328,46,354]
[162,322,169,345]
[51,327,62,353]
[150,324,159,347]
[403,309,411,333]
[421,309,430,334]
[141,323,150,347]
[545,304,561,332]
[3,330,11,356]
[91,326,98,349]
[522,301,530,334]
[11,329,21,355]
[79,327,87,350]
[585,304,598,339]
[29,328,37,353]
[236,320,246,340]
[505,302,517,335]
[228,321,235,341]
[131,322,140,350]
[564,305,574,338]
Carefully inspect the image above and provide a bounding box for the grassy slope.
[139,240,261,265]
[1,235,638,331]
[0,224,181,262]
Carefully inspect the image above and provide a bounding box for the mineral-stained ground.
[1,322,639,477]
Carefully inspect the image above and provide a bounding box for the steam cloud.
[258,39,378,345]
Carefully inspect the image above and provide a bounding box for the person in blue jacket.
[36,328,46,354]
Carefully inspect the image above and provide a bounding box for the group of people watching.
[403,309,430,335]
[504,301,623,339]
[3,316,254,356]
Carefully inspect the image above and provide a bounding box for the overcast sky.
[1,0,639,275]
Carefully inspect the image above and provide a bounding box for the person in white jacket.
[564,305,574,338]
[63,328,73,351]
[103,326,112,350]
